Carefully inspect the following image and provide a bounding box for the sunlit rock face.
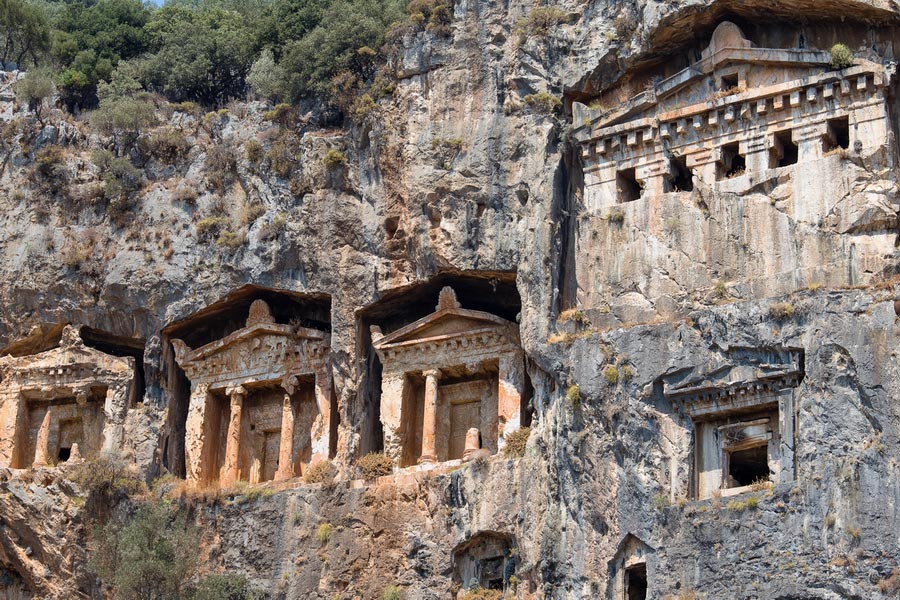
[2,1,900,598]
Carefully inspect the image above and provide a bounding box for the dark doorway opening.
[772,130,798,167]
[625,563,648,600]
[728,445,770,487]
[825,116,850,152]
[666,155,694,192]
[718,142,746,179]
[58,447,71,462]
[617,168,642,202]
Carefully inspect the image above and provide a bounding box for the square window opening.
[717,142,746,180]
[719,73,739,92]
[727,444,771,488]
[666,155,693,192]
[625,563,648,600]
[772,130,798,168]
[617,168,643,203]
[825,116,850,152]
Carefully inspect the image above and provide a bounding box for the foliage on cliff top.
[503,427,531,458]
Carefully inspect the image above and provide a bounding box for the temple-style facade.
[663,347,803,500]
[173,300,332,486]
[371,287,525,467]
[0,326,134,468]
[574,22,892,207]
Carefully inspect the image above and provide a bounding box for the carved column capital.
[281,374,299,397]
[422,368,442,380]
[226,385,247,404]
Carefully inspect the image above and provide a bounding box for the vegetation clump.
[770,302,795,320]
[357,452,394,480]
[303,459,335,484]
[830,44,855,70]
[316,522,332,544]
[516,7,568,39]
[565,384,581,408]
[383,586,405,600]
[523,91,561,113]
[603,365,619,385]
[323,148,347,168]
[502,427,531,458]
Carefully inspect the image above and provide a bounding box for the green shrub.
[603,365,619,385]
[383,586,405,600]
[524,92,561,113]
[303,459,335,484]
[262,103,296,126]
[357,452,394,480]
[16,69,55,124]
[770,302,795,319]
[267,136,300,178]
[727,496,759,512]
[619,365,635,381]
[205,146,237,192]
[145,128,190,163]
[245,139,263,164]
[316,522,332,544]
[93,150,142,201]
[32,145,68,191]
[516,7,568,39]
[830,44,854,70]
[408,0,453,36]
[323,148,347,168]
[502,427,531,458]
[565,384,581,408]
[216,230,245,250]
[69,453,145,518]
[90,499,199,599]
[196,216,230,240]
[188,573,265,600]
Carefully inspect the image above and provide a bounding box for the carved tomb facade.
[372,287,525,467]
[173,300,332,486]
[0,326,134,468]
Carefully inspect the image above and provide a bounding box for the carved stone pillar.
[275,377,297,482]
[498,351,525,450]
[419,369,441,464]
[0,390,25,468]
[101,383,129,454]
[184,383,211,484]
[220,385,246,487]
[311,368,332,463]
[33,407,53,467]
[380,373,408,464]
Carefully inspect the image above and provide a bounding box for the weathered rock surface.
[1,0,900,598]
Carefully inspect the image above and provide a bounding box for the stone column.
[101,383,130,454]
[0,390,24,467]
[275,377,296,482]
[380,373,408,463]
[311,368,332,462]
[419,369,441,464]
[184,383,211,484]
[498,352,525,450]
[32,407,53,467]
[220,385,246,488]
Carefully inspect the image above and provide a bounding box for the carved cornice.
[173,319,330,390]
[0,325,133,392]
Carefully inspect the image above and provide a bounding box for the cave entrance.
[161,285,331,479]
[452,531,516,593]
[625,563,647,600]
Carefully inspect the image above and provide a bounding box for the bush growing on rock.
[523,91,561,113]
[357,452,394,480]
[770,302,795,320]
[323,148,347,168]
[830,44,854,69]
[187,573,264,600]
[502,427,530,458]
[303,459,335,484]
[516,6,568,39]
[565,384,581,408]
[32,145,69,192]
[70,453,146,522]
[316,522,332,544]
[382,585,405,600]
[90,499,199,599]
[16,69,56,124]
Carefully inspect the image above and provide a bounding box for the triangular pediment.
[375,308,513,348]
[0,325,133,381]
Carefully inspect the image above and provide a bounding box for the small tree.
[90,500,200,600]
[90,64,157,154]
[16,69,55,124]
[247,48,285,102]
[830,44,854,70]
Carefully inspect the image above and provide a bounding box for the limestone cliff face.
[1,0,900,598]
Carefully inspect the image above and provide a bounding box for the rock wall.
[0,0,899,598]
